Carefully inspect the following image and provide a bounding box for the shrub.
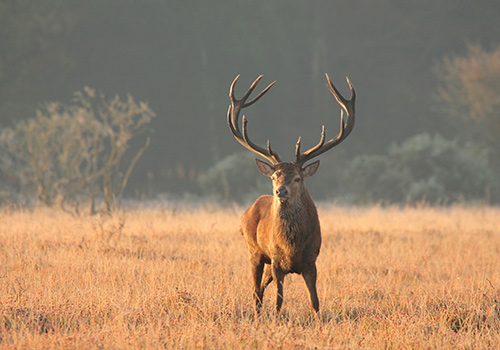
[198,152,269,204]
[0,87,154,212]
[347,133,492,204]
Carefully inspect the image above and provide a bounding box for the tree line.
[0,1,499,208]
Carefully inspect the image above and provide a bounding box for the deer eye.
[294,177,301,183]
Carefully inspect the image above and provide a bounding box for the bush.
[347,133,492,204]
[0,87,155,212]
[0,128,31,204]
[198,152,269,204]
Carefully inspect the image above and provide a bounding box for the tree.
[436,44,500,202]
[437,44,500,145]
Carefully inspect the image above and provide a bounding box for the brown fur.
[241,161,321,313]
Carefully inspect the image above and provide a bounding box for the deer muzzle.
[275,187,288,201]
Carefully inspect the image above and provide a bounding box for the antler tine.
[228,75,281,164]
[242,116,280,161]
[245,76,277,107]
[326,74,356,140]
[295,74,356,167]
[295,125,326,163]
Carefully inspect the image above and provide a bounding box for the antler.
[294,74,356,167]
[227,75,282,164]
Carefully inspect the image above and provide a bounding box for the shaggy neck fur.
[273,189,314,241]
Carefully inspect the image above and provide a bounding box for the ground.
[1,204,499,349]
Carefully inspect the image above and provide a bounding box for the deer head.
[227,74,356,203]
[254,160,319,204]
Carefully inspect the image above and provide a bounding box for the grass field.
[1,204,499,349]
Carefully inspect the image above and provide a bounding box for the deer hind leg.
[302,264,319,312]
[260,263,273,292]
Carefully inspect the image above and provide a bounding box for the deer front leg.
[302,264,319,312]
[272,263,285,313]
[250,259,265,313]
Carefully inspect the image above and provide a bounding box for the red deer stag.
[227,74,355,313]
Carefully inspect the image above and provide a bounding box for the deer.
[227,73,356,314]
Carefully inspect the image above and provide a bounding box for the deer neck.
[272,189,314,227]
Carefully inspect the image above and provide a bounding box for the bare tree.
[89,90,155,212]
[1,87,155,213]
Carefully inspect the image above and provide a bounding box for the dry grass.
[1,204,500,349]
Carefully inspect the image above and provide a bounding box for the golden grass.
[1,204,500,349]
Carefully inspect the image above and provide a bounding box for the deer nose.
[276,187,288,198]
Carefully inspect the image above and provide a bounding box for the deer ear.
[302,160,320,178]
[254,158,275,177]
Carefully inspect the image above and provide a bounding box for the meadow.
[1,204,499,349]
